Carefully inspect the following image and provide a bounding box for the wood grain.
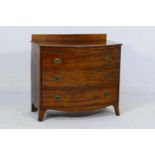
[42,68,119,88]
[32,34,107,42]
[41,46,120,69]
[42,104,114,113]
[41,86,118,107]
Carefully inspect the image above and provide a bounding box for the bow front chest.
[31,34,122,121]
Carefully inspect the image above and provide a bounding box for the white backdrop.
[0,26,154,94]
[0,26,155,128]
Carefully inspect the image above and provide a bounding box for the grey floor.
[0,92,155,129]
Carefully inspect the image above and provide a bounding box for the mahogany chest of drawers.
[31,34,122,121]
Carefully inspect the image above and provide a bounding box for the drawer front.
[41,46,120,69]
[42,68,119,88]
[41,86,118,107]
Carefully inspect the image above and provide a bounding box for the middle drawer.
[41,68,119,88]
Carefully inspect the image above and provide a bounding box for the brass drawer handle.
[104,91,111,97]
[105,56,113,62]
[53,58,62,64]
[53,95,61,101]
[53,75,61,82]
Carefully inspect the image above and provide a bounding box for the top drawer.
[40,46,121,69]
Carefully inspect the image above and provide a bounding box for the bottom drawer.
[41,86,118,108]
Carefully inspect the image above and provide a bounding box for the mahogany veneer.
[31,34,122,121]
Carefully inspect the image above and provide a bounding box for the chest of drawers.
[31,34,122,121]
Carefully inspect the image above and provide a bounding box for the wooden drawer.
[41,68,119,88]
[41,86,118,107]
[41,46,120,69]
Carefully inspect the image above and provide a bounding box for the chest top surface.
[31,34,122,47]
